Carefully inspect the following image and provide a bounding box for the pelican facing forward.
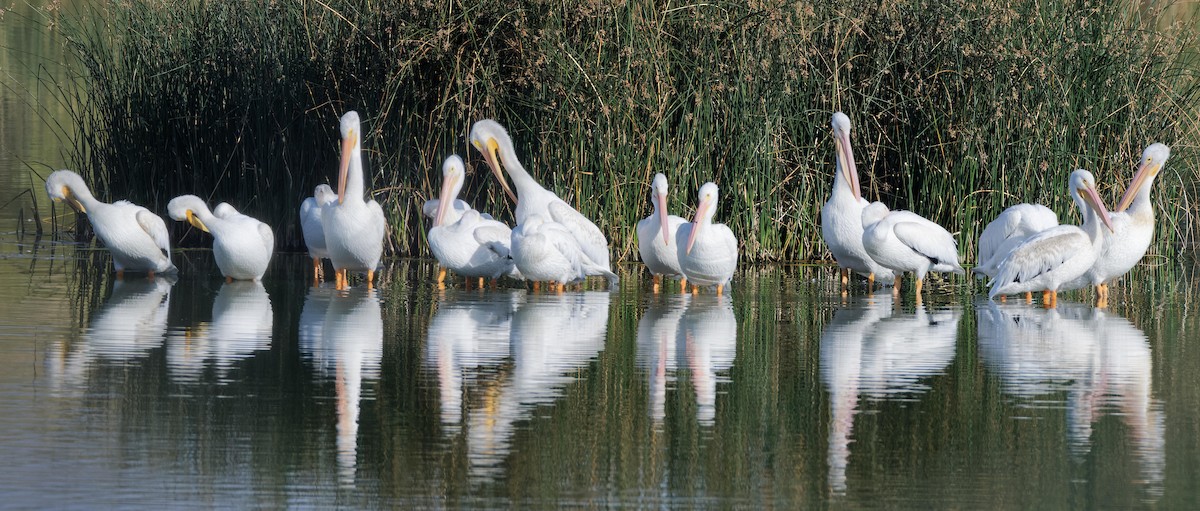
[989,169,1114,307]
[323,111,387,290]
[168,195,274,281]
[637,173,688,293]
[300,184,337,285]
[861,202,964,300]
[676,182,738,295]
[820,112,895,288]
[45,169,176,278]
[428,155,518,289]
[469,119,615,286]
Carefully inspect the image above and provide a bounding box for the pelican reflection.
[675,294,737,425]
[468,291,609,479]
[300,287,383,487]
[820,290,959,495]
[977,301,1163,499]
[635,294,689,425]
[424,291,515,429]
[166,280,272,383]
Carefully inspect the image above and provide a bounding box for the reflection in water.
[48,277,175,388]
[166,280,272,383]
[300,287,383,487]
[977,301,1164,500]
[467,291,609,480]
[820,290,960,495]
[676,295,738,425]
[635,295,689,425]
[423,291,515,430]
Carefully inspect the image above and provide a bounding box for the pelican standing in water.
[45,169,176,278]
[168,195,274,281]
[676,182,738,296]
[428,155,519,289]
[973,203,1059,280]
[1079,143,1169,306]
[989,169,1115,307]
[820,112,895,289]
[637,173,688,293]
[510,214,616,291]
[861,202,964,300]
[469,119,616,286]
[300,184,337,285]
[323,111,387,290]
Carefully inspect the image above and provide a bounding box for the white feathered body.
[510,218,586,284]
[1085,207,1154,286]
[637,213,688,278]
[862,210,964,281]
[975,203,1059,277]
[209,209,274,281]
[88,200,177,274]
[429,209,518,279]
[676,223,738,288]
[324,198,386,273]
[822,190,895,284]
[300,194,335,260]
[988,225,1099,298]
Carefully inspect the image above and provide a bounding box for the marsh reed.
[54,0,1200,262]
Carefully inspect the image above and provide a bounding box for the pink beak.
[1082,184,1116,232]
[836,131,861,202]
[686,199,711,255]
[337,133,354,204]
[434,175,459,227]
[657,193,671,246]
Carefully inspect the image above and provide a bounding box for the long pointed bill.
[657,193,672,246]
[337,132,355,204]
[1116,160,1158,213]
[686,199,711,255]
[1081,185,1115,232]
[434,175,459,227]
[481,141,517,203]
[62,188,86,213]
[186,210,210,233]
[835,132,861,202]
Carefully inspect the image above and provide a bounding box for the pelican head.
[469,119,519,203]
[651,173,673,246]
[1116,143,1170,212]
[45,169,91,214]
[831,112,861,202]
[313,184,337,206]
[686,182,720,255]
[860,201,889,228]
[1069,169,1115,232]
[168,194,213,233]
[434,155,466,227]
[337,110,362,205]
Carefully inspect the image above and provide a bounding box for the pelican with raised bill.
[1078,143,1169,307]
[323,111,387,290]
[861,202,964,301]
[300,184,337,285]
[45,169,177,279]
[637,173,689,293]
[168,195,274,281]
[428,155,519,289]
[820,112,895,289]
[676,182,738,296]
[469,119,617,287]
[988,169,1115,308]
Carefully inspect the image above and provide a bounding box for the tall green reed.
[54,0,1200,262]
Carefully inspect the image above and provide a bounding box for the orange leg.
[716,284,724,296]
[840,268,849,288]
[1024,291,1032,303]
[147,271,156,282]
[478,277,485,289]
[437,268,447,290]
[868,272,875,290]
[116,269,125,281]
[892,276,902,296]
[915,277,923,296]
[652,274,662,294]
[313,257,322,284]
[367,269,375,290]
[226,275,234,284]
[680,278,688,293]
[533,281,541,292]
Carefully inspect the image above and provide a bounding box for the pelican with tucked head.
[676,182,738,295]
[300,184,337,285]
[428,155,519,289]
[168,195,274,281]
[45,169,176,279]
[637,173,688,293]
[820,112,895,288]
[861,202,964,301]
[973,203,1059,281]
[469,119,615,286]
[322,111,387,290]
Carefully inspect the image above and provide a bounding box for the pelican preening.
[323,110,387,290]
[167,195,274,281]
[861,202,964,299]
[300,184,337,285]
[428,155,519,289]
[637,173,689,293]
[987,170,1114,307]
[973,203,1059,279]
[45,169,177,279]
[677,182,739,295]
[821,112,896,288]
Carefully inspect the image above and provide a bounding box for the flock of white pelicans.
[44,111,1167,307]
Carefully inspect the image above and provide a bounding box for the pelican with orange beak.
[427,155,519,289]
[637,173,688,293]
[676,182,738,295]
[322,111,386,290]
[167,195,274,281]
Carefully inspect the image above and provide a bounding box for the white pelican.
[300,184,337,285]
[323,111,387,290]
[637,173,688,293]
[676,294,738,425]
[820,112,896,288]
[166,280,273,383]
[469,119,615,284]
[428,155,519,289]
[167,195,274,281]
[44,169,176,278]
[635,294,689,424]
[861,202,964,299]
[988,169,1114,307]
[676,182,738,295]
[510,214,616,290]
[973,203,1059,279]
[1081,143,1170,306]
